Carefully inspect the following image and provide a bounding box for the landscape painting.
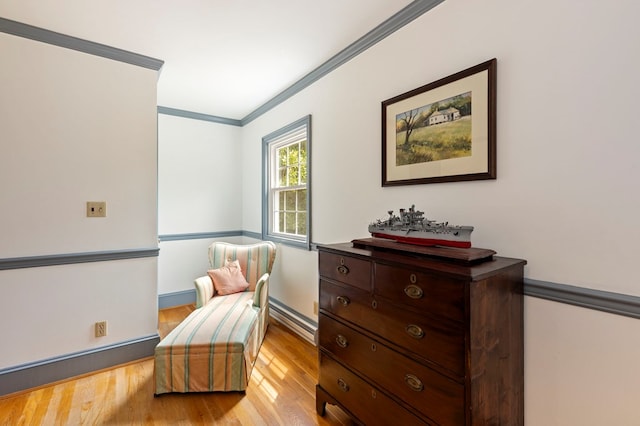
[395,92,471,166]
[382,58,496,186]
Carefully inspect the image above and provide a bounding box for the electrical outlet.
[95,321,107,337]
[313,301,319,315]
[86,201,107,217]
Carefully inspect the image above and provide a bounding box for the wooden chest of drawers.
[316,239,526,425]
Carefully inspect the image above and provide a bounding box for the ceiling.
[1,0,415,120]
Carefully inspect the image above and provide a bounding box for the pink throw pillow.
[207,259,249,295]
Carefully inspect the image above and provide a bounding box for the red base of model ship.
[371,233,472,249]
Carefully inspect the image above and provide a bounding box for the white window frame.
[262,115,311,249]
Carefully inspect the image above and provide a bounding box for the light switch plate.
[86,201,107,217]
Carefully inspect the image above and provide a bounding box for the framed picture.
[382,58,496,186]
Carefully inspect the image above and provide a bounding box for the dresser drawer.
[374,263,465,322]
[370,299,465,376]
[319,279,371,325]
[319,315,464,426]
[321,280,464,376]
[319,251,371,291]
[318,354,430,426]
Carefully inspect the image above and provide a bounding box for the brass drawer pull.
[405,324,425,339]
[336,296,350,306]
[404,284,423,299]
[336,334,349,348]
[336,265,350,275]
[337,378,349,392]
[404,374,424,392]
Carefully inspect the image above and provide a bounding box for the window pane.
[300,163,307,184]
[278,168,286,187]
[285,212,296,234]
[285,190,296,210]
[288,145,298,165]
[278,190,285,208]
[296,212,306,235]
[300,141,307,183]
[297,189,307,211]
[289,166,299,185]
[278,147,287,167]
[277,211,284,232]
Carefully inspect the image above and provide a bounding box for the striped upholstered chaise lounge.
[154,241,277,394]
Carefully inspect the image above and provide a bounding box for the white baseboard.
[269,299,317,345]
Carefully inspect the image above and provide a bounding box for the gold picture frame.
[382,59,496,186]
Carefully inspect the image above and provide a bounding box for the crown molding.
[158,0,446,125]
[157,106,242,127]
[0,17,164,71]
[2,0,445,124]
[241,0,445,125]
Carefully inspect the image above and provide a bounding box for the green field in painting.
[396,116,471,165]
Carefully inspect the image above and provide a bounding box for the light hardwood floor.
[0,304,352,425]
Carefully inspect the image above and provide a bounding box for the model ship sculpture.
[368,205,473,248]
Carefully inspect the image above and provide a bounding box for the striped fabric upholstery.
[154,241,277,395]
[208,241,276,291]
[154,292,259,394]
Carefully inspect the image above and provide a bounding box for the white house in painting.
[428,107,461,125]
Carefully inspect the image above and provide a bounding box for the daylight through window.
[262,116,311,248]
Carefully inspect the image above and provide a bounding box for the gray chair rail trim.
[524,278,640,320]
[0,333,160,396]
[242,230,263,240]
[241,0,445,125]
[157,230,262,242]
[0,17,164,71]
[0,248,159,270]
[157,106,242,127]
[158,231,243,242]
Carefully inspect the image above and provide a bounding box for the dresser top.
[352,238,496,264]
[318,239,526,281]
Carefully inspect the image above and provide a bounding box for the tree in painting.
[395,92,472,166]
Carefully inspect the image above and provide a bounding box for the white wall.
[157,114,243,295]
[525,298,638,424]
[238,0,640,424]
[0,33,159,368]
